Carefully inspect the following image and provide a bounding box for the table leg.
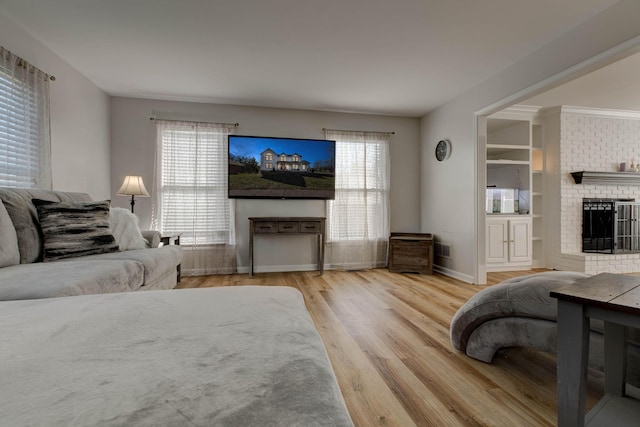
[557,300,590,427]
[603,321,627,396]
[249,222,254,277]
[318,233,324,274]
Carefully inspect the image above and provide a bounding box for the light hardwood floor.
[178,269,604,426]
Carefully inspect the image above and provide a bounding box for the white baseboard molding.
[236,264,321,274]
[433,265,474,284]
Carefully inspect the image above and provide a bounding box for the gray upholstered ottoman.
[450,271,640,385]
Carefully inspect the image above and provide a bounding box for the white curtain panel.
[324,129,391,270]
[152,120,237,275]
[0,46,51,189]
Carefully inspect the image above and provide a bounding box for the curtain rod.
[322,127,395,135]
[150,117,239,126]
[1,46,55,81]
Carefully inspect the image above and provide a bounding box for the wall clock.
[435,139,451,161]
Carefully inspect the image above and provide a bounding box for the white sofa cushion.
[109,207,148,251]
[0,259,144,300]
[0,200,19,267]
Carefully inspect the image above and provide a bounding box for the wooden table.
[550,273,640,426]
[249,217,325,277]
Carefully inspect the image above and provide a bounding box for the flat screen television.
[228,135,336,199]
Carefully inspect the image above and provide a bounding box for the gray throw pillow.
[33,199,119,261]
[0,200,20,267]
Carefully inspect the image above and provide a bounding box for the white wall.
[420,0,640,283]
[0,11,111,199]
[110,97,420,272]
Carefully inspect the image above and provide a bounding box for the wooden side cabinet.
[388,232,433,274]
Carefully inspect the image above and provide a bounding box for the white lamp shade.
[117,176,150,197]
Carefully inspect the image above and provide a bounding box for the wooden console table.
[551,273,640,426]
[249,217,326,277]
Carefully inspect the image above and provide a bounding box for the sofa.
[0,188,353,425]
[0,187,182,300]
[450,271,640,385]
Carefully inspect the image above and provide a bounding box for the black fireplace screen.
[582,198,640,254]
[582,199,614,253]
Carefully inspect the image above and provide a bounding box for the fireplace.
[582,198,640,254]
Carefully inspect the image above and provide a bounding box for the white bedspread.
[0,286,353,426]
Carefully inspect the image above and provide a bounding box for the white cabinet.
[486,216,532,271]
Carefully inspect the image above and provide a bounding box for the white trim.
[236,264,323,274]
[489,105,542,120]
[433,265,474,284]
[474,114,486,285]
[559,105,640,120]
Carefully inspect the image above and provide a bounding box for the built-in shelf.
[571,171,640,185]
[486,106,542,272]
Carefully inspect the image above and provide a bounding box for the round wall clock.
[435,139,451,161]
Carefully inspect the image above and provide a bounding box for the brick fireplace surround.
[548,107,640,274]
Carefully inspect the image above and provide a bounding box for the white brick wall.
[558,109,640,273]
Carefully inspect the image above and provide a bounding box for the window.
[0,47,51,188]
[153,120,236,247]
[325,129,391,269]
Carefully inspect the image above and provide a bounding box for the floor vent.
[434,242,451,258]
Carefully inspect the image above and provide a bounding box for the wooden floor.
[178,269,604,426]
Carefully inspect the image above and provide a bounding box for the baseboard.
[236,264,321,274]
[433,265,474,284]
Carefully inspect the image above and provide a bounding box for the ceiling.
[0,0,623,117]
[524,51,640,112]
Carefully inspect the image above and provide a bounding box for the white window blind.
[153,120,236,246]
[325,129,391,269]
[0,47,51,188]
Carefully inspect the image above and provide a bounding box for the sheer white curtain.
[0,46,51,189]
[152,120,237,275]
[324,129,391,269]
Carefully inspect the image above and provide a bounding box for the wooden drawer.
[278,221,300,233]
[253,221,277,233]
[300,221,322,233]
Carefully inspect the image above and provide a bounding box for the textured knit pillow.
[33,199,119,261]
[109,207,148,251]
[0,200,20,267]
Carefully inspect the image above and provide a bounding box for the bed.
[0,286,353,426]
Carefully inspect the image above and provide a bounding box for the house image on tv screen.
[260,148,310,172]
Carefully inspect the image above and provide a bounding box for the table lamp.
[117,176,150,213]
